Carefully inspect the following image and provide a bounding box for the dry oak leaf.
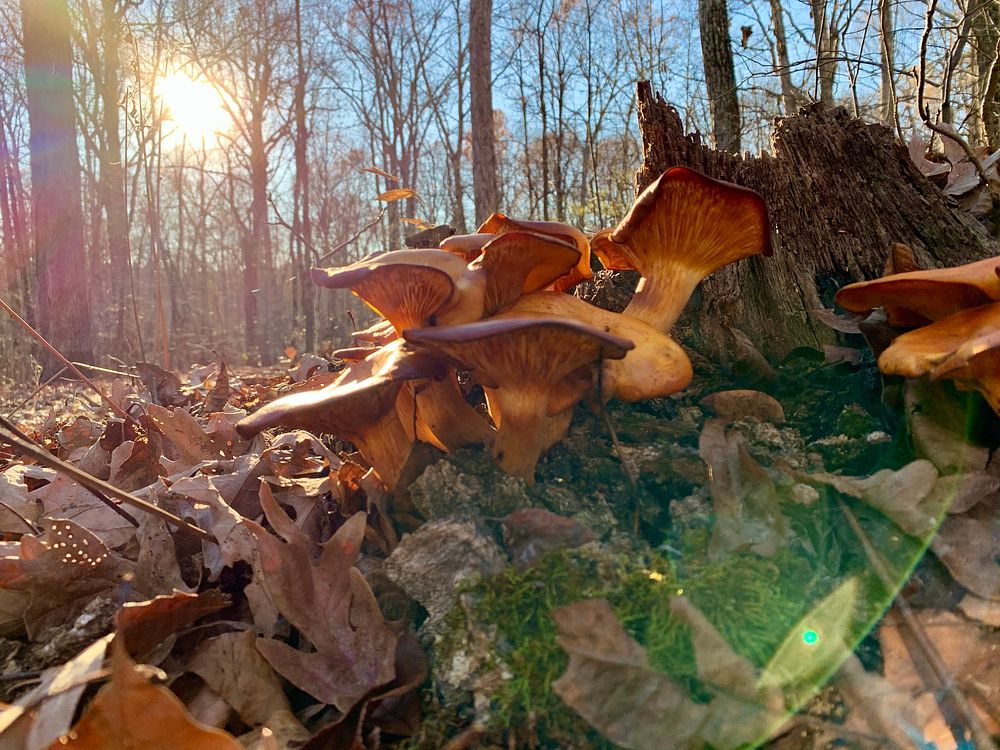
[246,495,397,711]
[46,638,242,749]
[148,403,230,470]
[28,472,136,548]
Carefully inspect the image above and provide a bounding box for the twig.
[4,366,68,420]
[917,0,992,189]
[267,192,322,262]
[0,424,215,544]
[316,208,387,264]
[70,361,139,379]
[838,500,996,750]
[0,413,139,530]
[0,295,133,424]
[595,362,641,533]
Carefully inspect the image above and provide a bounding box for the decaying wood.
[629,81,999,361]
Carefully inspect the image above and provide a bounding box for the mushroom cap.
[835,256,1000,323]
[468,231,582,315]
[590,166,773,278]
[352,318,398,346]
[879,301,1000,376]
[477,213,592,291]
[311,260,457,334]
[439,233,497,261]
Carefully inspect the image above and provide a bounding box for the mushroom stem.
[488,386,564,483]
[623,266,702,332]
[348,407,416,491]
[408,373,495,451]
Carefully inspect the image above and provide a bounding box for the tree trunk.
[698,0,741,152]
[293,0,315,353]
[810,0,839,106]
[877,0,896,123]
[971,0,1000,150]
[100,0,131,349]
[469,0,500,225]
[769,0,802,115]
[20,0,95,370]
[587,83,999,364]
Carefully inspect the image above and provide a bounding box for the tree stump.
[626,81,999,362]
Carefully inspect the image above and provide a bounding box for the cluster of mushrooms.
[836,245,1000,415]
[235,167,773,488]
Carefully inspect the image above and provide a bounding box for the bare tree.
[20,0,95,369]
[469,0,499,224]
[698,0,742,151]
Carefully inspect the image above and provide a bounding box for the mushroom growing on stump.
[501,291,694,403]
[590,166,773,332]
[877,301,1000,414]
[835,256,1000,325]
[404,318,633,483]
[476,213,593,292]
[235,343,442,491]
[439,232,497,261]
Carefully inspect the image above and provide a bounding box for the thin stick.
[838,501,995,750]
[70,361,139,379]
[0,424,215,544]
[4,365,67,419]
[596,362,641,533]
[315,208,387,264]
[0,295,132,423]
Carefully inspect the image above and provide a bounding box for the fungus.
[469,231,581,315]
[877,301,1000,413]
[502,292,693,403]
[439,232,497,261]
[835,256,1000,325]
[352,318,397,346]
[235,342,442,490]
[590,167,772,331]
[404,318,633,482]
[477,213,592,292]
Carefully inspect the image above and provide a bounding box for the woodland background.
[0,0,997,376]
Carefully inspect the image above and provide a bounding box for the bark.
[970,0,1000,150]
[469,0,499,225]
[698,0,741,152]
[20,0,95,369]
[603,83,999,363]
[293,0,315,352]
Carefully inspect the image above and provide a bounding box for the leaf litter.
[0,349,996,749]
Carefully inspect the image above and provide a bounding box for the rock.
[407,453,532,520]
[384,519,506,630]
[701,389,785,424]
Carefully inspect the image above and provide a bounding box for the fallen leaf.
[247,497,397,711]
[932,508,1000,599]
[136,362,188,407]
[116,589,228,661]
[148,404,229,470]
[377,187,417,202]
[188,630,296,728]
[958,594,1000,626]
[699,389,785,424]
[810,308,865,334]
[699,419,788,557]
[905,379,990,474]
[47,638,243,749]
[500,508,596,568]
[108,434,163,491]
[362,166,399,182]
[28,473,136,548]
[204,361,231,413]
[907,133,950,178]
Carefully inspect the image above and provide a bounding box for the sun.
[155,68,232,146]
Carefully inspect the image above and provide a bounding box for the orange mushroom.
[477,213,592,292]
[835,255,1000,325]
[500,291,693,403]
[235,342,443,490]
[877,301,1000,413]
[590,167,772,332]
[404,318,633,482]
[439,232,497,261]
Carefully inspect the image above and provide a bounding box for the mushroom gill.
[835,255,1000,325]
[501,291,693,403]
[878,301,1000,414]
[404,318,633,482]
[590,166,772,332]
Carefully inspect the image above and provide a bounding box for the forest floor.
[0,344,997,750]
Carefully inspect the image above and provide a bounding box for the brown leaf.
[47,638,243,749]
[809,308,865,334]
[932,506,1000,599]
[247,496,397,711]
[116,589,228,661]
[108,434,163,491]
[148,404,230,470]
[699,389,785,424]
[500,508,596,568]
[880,610,1000,739]
[361,166,399,183]
[204,361,232,413]
[699,419,788,557]
[188,630,295,728]
[29,472,137,548]
[907,134,950,178]
[136,362,188,407]
[377,187,417,202]
[905,379,990,474]
[399,216,433,229]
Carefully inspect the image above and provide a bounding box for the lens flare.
[155,68,231,146]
